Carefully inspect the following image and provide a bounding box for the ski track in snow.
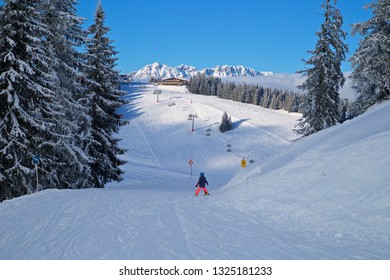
[0,83,389,260]
[1,185,388,260]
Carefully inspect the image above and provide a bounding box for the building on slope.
[157,77,189,86]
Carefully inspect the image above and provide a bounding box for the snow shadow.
[232,118,250,129]
[118,83,144,121]
[194,122,220,131]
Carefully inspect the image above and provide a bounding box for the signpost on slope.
[188,159,193,177]
[154,89,162,103]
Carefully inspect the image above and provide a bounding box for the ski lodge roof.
[157,77,189,86]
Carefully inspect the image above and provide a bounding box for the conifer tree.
[84,2,126,188]
[219,111,232,133]
[40,0,93,189]
[296,0,348,136]
[0,0,62,200]
[349,0,390,115]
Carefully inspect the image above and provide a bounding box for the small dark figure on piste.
[195,172,209,196]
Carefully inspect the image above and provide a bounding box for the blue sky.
[14,0,376,73]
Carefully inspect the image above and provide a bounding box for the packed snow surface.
[0,83,389,260]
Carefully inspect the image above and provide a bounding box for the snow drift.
[221,101,390,245]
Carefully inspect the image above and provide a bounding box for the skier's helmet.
[200,172,205,176]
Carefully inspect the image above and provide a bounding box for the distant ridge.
[127,62,273,80]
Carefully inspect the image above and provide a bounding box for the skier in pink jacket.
[195,172,209,196]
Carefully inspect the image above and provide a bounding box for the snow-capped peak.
[127,62,273,80]
[200,65,273,77]
[130,62,188,80]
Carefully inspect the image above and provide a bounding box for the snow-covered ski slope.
[0,83,389,260]
[117,84,298,187]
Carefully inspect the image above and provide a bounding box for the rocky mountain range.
[126,62,273,80]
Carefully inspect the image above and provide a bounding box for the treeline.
[188,74,307,113]
[188,74,354,121]
[0,1,125,201]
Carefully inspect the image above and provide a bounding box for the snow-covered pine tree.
[188,74,200,94]
[199,76,209,95]
[39,0,93,189]
[0,3,3,29]
[0,1,5,195]
[253,86,264,106]
[0,0,63,201]
[84,2,126,188]
[296,0,348,136]
[261,88,272,108]
[349,0,390,115]
[219,111,232,133]
[210,76,221,96]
